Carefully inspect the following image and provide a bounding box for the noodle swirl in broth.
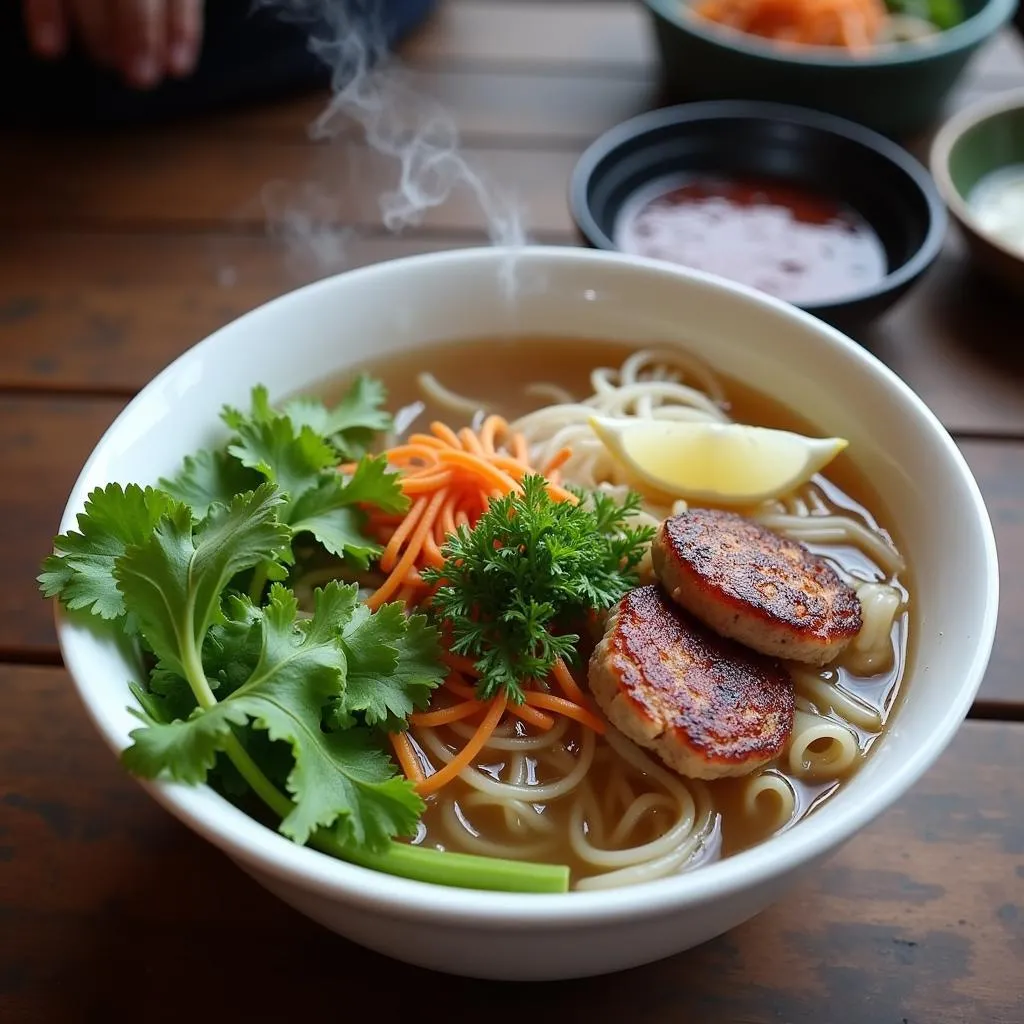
[358,343,911,889]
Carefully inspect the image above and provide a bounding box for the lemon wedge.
[589,416,848,506]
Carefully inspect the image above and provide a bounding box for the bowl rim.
[568,100,949,313]
[930,86,1024,266]
[54,245,1000,928]
[643,0,1018,68]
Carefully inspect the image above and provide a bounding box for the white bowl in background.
[53,246,999,981]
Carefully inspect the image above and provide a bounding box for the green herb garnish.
[39,379,572,894]
[423,474,656,703]
[884,0,963,30]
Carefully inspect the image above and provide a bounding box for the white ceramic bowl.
[54,246,999,981]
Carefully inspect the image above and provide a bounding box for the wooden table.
[2,4,1023,1021]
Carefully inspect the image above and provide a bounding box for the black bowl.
[569,101,948,336]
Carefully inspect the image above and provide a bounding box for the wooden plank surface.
[3,229,1024,436]
[7,391,1021,709]
[0,137,578,234]
[2,395,128,657]
[1,663,1021,1023]
[3,57,1023,235]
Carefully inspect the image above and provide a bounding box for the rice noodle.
[409,346,909,889]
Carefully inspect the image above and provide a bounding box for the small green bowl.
[642,0,1018,139]
[931,89,1024,296]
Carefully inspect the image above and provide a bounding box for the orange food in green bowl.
[642,0,1018,138]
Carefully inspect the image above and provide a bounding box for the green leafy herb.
[159,449,263,520]
[883,0,963,29]
[38,483,176,630]
[38,377,574,894]
[113,483,290,678]
[160,380,407,588]
[278,374,392,461]
[328,603,445,732]
[123,583,426,850]
[422,474,655,703]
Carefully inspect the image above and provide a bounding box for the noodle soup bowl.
[54,246,999,981]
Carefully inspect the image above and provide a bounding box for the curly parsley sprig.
[422,474,656,703]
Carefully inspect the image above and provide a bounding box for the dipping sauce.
[614,176,889,306]
[968,164,1024,257]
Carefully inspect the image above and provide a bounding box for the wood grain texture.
[4,228,1024,435]
[0,233,460,393]
[9,391,1023,707]
[1,395,128,656]
[1,663,1021,1023]
[3,75,1023,235]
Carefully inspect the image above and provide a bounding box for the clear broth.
[320,337,910,878]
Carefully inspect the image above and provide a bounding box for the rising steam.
[254,0,527,278]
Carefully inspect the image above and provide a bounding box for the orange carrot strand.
[430,421,462,448]
[416,692,508,795]
[367,487,447,609]
[410,699,486,728]
[552,658,589,704]
[390,732,425,784]
[543,446,573,474]
[523,692,606,734]
[380,495,426,573]
[506,701,555,731]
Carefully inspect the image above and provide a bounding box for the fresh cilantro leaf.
[123,583,423,850]
[223,398,338,502]
[159,449,263,521]
[216,390,400,579]
[128,681,180,725]
[202,594,264,698]
[38,483,176,627]
[288,456,408,568]
[143,661,201,723]
[422,475,655,702]
[113,484,290,678]
[330,603,444,732]
[333,454,407,514]
[280,374,392,460]
[387,611,447,723]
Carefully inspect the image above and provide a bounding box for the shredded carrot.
[380,495,426,572]
[692,0,888,52]
[524,692,607,735]
[552,658,589,705]
[507,702,555,731]
[429,421,462,449]
[411,699,486,728]
[442,652,483,677]
[416,692,509,795]
[366,487,447,610]
[360,417,614,795]
[543,446,573,475]
[390,732,426,784]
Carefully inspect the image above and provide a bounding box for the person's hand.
[22,0,205,89]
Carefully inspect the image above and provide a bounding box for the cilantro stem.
[180,613,292,819]
[248,563,269,604]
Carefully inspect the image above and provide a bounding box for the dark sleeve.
[0,0,439,129]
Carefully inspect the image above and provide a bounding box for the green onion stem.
[319,834,570,894]
[176,618,570,895]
